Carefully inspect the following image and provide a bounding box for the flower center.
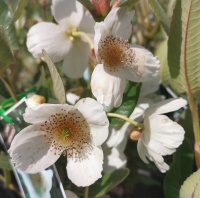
[98,35,133,71]
[40,108,92,161]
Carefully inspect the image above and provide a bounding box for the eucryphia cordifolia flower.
[9,98,109,187]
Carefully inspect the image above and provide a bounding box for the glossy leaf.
[109,81,141,126]
[168,0,200,95]
[12,0,28,24]
[42,50,66,104]
[89,168,130,197]
[0,26,15,67]
[164,139,194,198]
[180,169,200,198]
[148,0,170,35]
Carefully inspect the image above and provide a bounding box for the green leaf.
[164,139,194,198]
[168,0,200,95]
[42,50,66,104]
[180,169,200,198]
[0,26,15,67]
[12,0,28,24]
[36,66,48,100]
[0,154,12,170]
[0,1,18,50]
[109,81,141,126]
[148,0,170,35]
[89,168,130,197]
[120,0,139,8]
[155,39,171,86]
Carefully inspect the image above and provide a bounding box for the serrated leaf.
[0,155,12,170]
[0,26,15,67]
[11,0,28,24]
[42,50,66,104]
[109,81,141,126]
[168,0,200,95]
[180,169,200,198]
[164,139,194,198]
[0,1,18,50]
[148,0,170,35]
[89,168,130,197]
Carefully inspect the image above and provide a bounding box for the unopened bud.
[130,128,142,141]
[26,94,46,108]
[90,0,110,18]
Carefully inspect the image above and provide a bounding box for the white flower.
[91,7,160,109]
[137,98,187,173]
[26,0,95,78]
[8,98,109,187]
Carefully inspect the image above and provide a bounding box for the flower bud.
[129,128,142,141]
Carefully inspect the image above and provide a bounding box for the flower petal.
[122,45,160,82]
[66,145,103,187]
[51,0,83,28]
[137,114,185,172]
[143,114,185,156]
[62,40,90,78]
[91,64,126,110]
[75,98,109,146]
[24,103,73,124]
[104,7,134,39]
[9,125,60,173]
[79,10,95,36]
[144,97,187,117]
[27,22,72,62]
[103,147,127,173]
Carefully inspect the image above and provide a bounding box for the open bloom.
[9,98,109,187]
[137,98,187,172]
[27,0,94,78]
[91,7,160,109]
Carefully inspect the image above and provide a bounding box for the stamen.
[98,35,133,71]
[40,108,92,162]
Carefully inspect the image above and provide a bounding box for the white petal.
[143,114,185,156]
[75,98,109,146]
[66,92,80,105]
[106,124,129,149]
[62,40,90,78]
[139,76,160,97]
[9,125,60,173]
[137,138,149,163]
[144,97,187,117]
[24,103,73,124]
[91,64,126,109]
[27,22,72,62]
[103,147,127,173]
[79,10,95,36]
[137,114,185,172]
[122,45,160,82]
[104,7,134,39]
[51,0,83,28]
[94,22,108,58]
[66,146,103,187]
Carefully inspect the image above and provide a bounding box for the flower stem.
[107,113,144,129]
[188,96,200,142]
[72,31,94,50]
[84,186,89,198]
[0,76,18,103]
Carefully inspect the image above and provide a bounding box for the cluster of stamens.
[39,108,92,161]
[98,35,133,72]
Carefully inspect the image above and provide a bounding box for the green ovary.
[61,128,71,140]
